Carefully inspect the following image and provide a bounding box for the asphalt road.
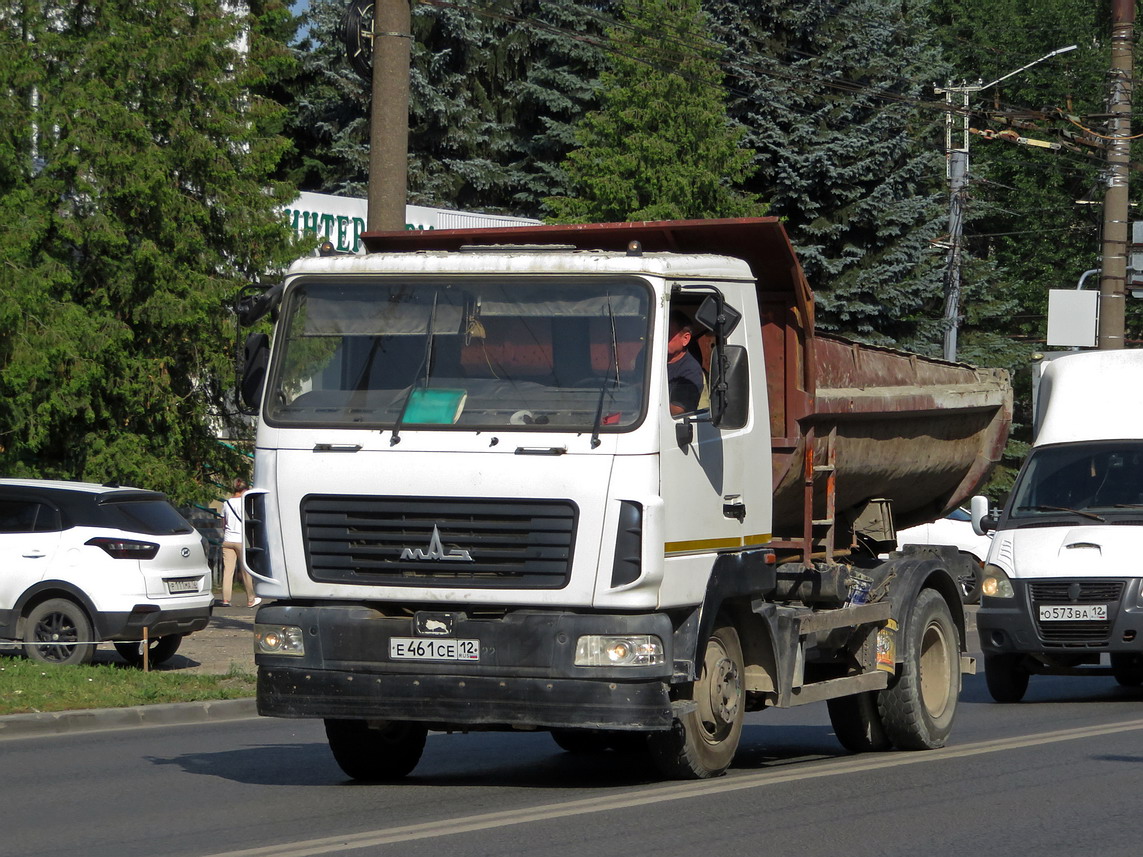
[3,667,1143,857]
[6,605,1143,857]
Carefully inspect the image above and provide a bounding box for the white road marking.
[203,718,1143,857]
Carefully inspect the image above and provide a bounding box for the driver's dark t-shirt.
[667,352,704,413]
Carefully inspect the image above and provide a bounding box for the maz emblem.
[400,525,474,562]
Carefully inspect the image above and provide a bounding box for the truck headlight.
[574,635,664,667]
[254,624,305,655]
[981,564,1015,599]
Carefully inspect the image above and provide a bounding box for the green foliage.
[546,0,762,222]
[0,0,302,505]
[708,0,951,350]
[290,0,611,216]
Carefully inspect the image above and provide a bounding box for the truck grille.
[1030,580,1124,646]
[301,496,577,589]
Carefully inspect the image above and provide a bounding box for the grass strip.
[0,657,255,716]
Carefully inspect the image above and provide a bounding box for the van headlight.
[255,624,305,655]
[574,635,664,666]
[981,564,1015,599]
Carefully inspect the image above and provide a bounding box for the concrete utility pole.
[941,150,968,362]
[936,44,1077,362]
[1098,0,1134,350]
[367,0,413,232]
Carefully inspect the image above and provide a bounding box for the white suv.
[0,479,213,666]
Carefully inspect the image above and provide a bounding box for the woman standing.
[219,478,260,608]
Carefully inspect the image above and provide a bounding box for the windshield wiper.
[1018,505,1107,522]
[390,293,439,447]
[589,294,621,449]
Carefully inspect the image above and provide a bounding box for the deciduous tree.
[0,0,301,505]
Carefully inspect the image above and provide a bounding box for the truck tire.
[984,654,1030,702]
[827,691,893,753]
[648,620,744,779]
[878,589,959,749]
[324,719,427,780]
[551,729,648,755]
[23,598,96,666]
[551,730,612,754]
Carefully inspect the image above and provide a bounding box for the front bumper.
[978,577,1143,656]
[255,603,675,730]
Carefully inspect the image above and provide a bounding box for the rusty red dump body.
[363,217,1012,549]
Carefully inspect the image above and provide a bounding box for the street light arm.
[978,44,1078,92]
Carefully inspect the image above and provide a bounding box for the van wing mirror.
[239,333,270,414]
[970,494,995,535]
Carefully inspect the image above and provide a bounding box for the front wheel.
[1111,653,1143,687]
[648,620,744,779]
[878,589,960,749]
[984,653,1030,703]
[324,719,427,781]
[114,634,183,668]
[23,598,96,666]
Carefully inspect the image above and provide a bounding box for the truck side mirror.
[709,345,749,429]
[240,333,270,414]
[970,494,995,535]
[694,294,742,339]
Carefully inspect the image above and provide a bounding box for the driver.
[667,310,704,415]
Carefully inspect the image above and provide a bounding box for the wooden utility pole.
[1098,0,1134,349]
[367,0,413,232]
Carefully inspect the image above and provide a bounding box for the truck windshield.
[266,277,652,431]
[1008,441,1143,522]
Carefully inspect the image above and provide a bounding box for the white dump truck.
[973,348,1143,702]
[237,218,1011,779]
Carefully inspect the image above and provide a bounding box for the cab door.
[656,288,770,608]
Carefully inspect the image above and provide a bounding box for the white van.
[972,350,1143,701]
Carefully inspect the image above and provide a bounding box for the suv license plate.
[390,637,480,662]
[1038,604,1107,621]
[167,578,200,594]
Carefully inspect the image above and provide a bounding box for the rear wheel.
[878,589,959,749]
[551,730,612,754]
[956,557,983,604]
[114,634,183,667]
[551,729,648,755]
[984,653,1030,703]
[827,691,893,753]
[648,620,744,779]
[23,598,95,666]
[324,719,427,781]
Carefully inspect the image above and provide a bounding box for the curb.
[0,697,259,741]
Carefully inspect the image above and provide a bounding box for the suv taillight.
[85,537,159,560]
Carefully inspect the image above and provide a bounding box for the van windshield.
[266,277,652,431]
[1008,441,1143,522]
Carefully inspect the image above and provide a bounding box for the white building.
[284,191,541,254]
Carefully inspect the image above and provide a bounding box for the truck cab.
[240,218,1010,779]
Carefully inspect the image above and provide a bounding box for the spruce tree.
[546,0,761,222]
[0,0,301,505]
[290,0,611,216]
[707,0,953,351]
